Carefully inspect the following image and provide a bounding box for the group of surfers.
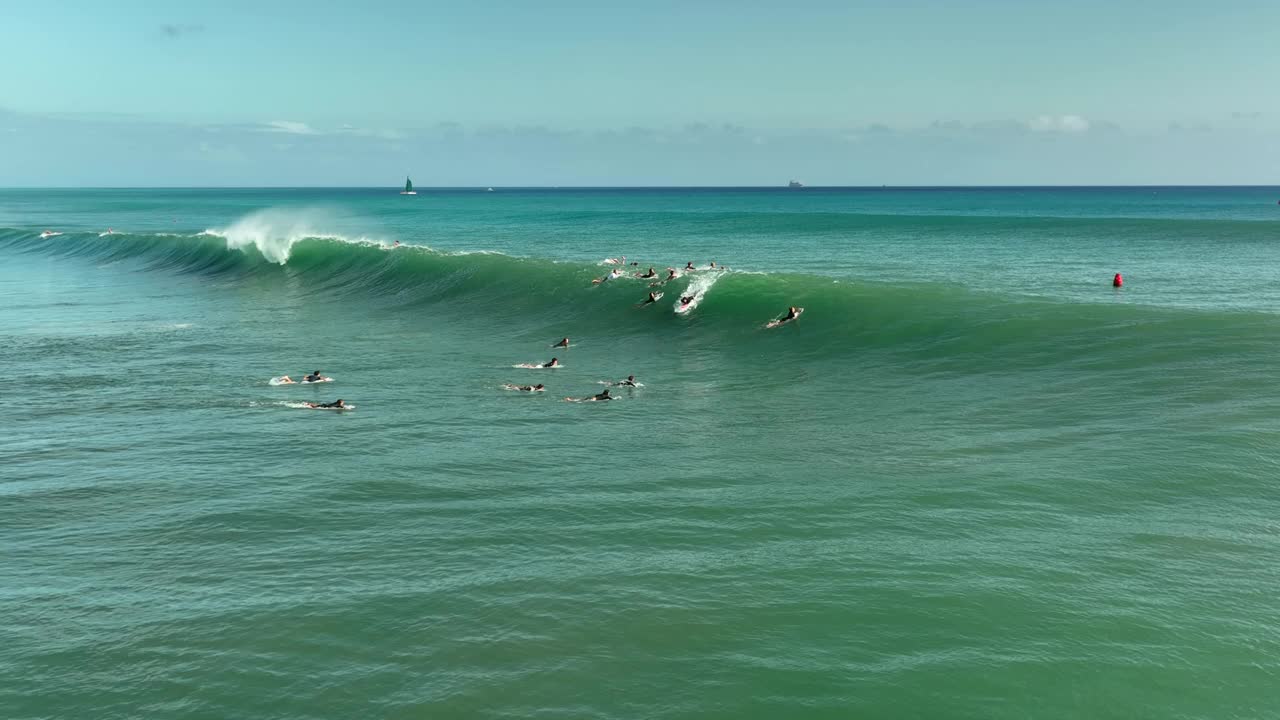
[504,337,641,401]
[593,260,720,288]
[274,370,347,409]
[595,257,805,326]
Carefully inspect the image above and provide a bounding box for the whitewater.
[5,186,1280,720]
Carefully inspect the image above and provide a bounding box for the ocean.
[4,186,1280,719]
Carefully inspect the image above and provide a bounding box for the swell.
[3,226,1276,371]
[494,209,1280,238]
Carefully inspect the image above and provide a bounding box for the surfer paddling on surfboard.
[306,399,347,409]
[513,357,562,369]
[650,269,679,287]
[636,267,657,279]
[303,370,330,383]
[765,307,804,329]
[503,384,545,392]
[552,337,570,348]
[637,291,662,306]
[566,388,613,402]
[592,269,623,285]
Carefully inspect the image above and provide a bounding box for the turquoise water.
[4,187,1280,719]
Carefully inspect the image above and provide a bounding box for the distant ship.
[400,177,417,195]
[788,180,804,188]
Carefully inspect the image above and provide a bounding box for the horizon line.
[2,184,1280,191]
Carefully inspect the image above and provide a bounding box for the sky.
[2,0,1279,186]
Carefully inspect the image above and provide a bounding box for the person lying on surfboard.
[552,337,570,348]
[636,267,657,279]
[542,357,560,368]
[679,296,695,307]
[639,291,660,305]
[649,269,679,287]
[567,388,613,402]
[684,261,696,271]
[307,399,345,409]
[765,307,805,328]
[303,370,326,382]
[592,269,623,285]
[504,383,545,392]
[614,375,638,387]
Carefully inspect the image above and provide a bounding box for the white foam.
[202,208,379,264]
[673,271,722,313]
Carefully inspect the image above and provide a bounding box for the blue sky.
[2,0,1279,185]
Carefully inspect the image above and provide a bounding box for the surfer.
[766,306,805,328]
[636,267,657,279]
[592,269,623,285]
[680,296,695,307]
[650,269,679,287]
[709,261,717,269]
[393,240,400,247]
[568,388,613,402]
[614,375,638,387]
[304,370,326,382]
[552,337,570,348]
[639,291,660,305]
[543,357,560,368]
[307,399,345,409]
[504,383,545,392]
[685,261,696,271]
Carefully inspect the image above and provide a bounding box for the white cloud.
[1029,115,1090,133]
[262,120,318,135]
[336,124,404,140]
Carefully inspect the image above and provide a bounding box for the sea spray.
[202,207,380,264]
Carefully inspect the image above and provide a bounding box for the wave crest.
[201,208,378,264]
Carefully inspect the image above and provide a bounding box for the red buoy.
[1113,273,1123,287]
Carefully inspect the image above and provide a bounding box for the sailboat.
[400,177,417,195]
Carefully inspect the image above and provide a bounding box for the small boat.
[788,180,804,189]
[400,177,417,195]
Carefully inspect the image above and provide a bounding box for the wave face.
[5,216,1280,377]
[8,189,1280,720]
